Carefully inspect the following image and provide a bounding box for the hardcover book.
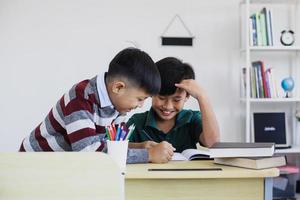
[214,156,286,169]
[210,142,275,158]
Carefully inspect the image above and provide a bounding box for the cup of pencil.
[106,123,135,173]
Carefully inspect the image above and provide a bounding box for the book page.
[181,148,210,160]
[171,152,188,161]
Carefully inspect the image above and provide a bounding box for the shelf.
[241,0,300,5]
[240,46,300,52]
[240,0,300,153]
[241,98,300,103]
[275,146,300,154]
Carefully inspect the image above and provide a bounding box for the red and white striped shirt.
[20,74,123,152]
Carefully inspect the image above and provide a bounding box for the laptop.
[252,112,291,149]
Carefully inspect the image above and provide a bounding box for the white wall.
[0,0,243,151]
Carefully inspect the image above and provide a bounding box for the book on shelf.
[172,142,275,160]
[249,15,257,46]
[255,12,263,46]
[172,147,211,161]
[265,7,274,46]
[267,68,279,98]
[251,66,257,98]
[259,8,268,46]
[252,61,267,98]
[214,156,286,169]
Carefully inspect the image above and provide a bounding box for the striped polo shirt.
[20,73,125,152]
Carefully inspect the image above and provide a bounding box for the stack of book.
[172,142,286,169]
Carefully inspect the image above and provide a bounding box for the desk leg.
[264,178,273,200]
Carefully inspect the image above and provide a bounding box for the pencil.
[105,127,111,140]
[125,124,135,140]
[141,130,154,141]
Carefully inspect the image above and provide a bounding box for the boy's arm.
[64,97,106,151]
[175,80,220,147]
[197,94,220,147]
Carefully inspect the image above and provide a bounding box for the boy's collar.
[96,72,113,108]
[145,108,158,128]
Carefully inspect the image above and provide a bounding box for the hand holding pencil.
[148,141,176,163]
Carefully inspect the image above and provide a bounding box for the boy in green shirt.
[127,57,220,158]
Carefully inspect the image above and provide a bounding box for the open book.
[172,142,275,161]
[172,147,211,161]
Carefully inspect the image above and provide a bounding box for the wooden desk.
[0,153,124,200]
[125,160,279,200]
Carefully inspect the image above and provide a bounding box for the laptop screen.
[253,112,288,147]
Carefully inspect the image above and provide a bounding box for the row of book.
[249,7,273,46]
[242,60,280,98]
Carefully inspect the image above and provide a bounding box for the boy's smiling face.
[152,88,188,121]
[108,79,149,114]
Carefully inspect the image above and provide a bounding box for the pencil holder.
[107,140,128,173]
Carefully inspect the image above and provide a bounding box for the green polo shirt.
[127,108,203,153]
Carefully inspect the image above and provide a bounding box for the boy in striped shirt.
[19,48,175,163]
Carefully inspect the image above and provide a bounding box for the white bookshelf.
[241,0,300,4]
[241,98,300,102]
[241,46,300,52]
[275,145,300,154]
[240,0,300,152]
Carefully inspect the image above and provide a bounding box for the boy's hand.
[142,141,158,149]
[148,141,176,163]
[175,79,205,100]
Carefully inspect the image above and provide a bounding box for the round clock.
[280,30,295,46]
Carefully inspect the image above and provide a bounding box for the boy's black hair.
[156,57,195,96]
[107,48,161,95]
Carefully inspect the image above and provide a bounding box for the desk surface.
[125,160,279,179]
[0,153,124,200]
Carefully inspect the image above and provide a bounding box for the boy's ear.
[112,81,126,94]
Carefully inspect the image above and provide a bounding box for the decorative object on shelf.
[280,30,295,46]
[161,14,194,46]
[281,77,295,98]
